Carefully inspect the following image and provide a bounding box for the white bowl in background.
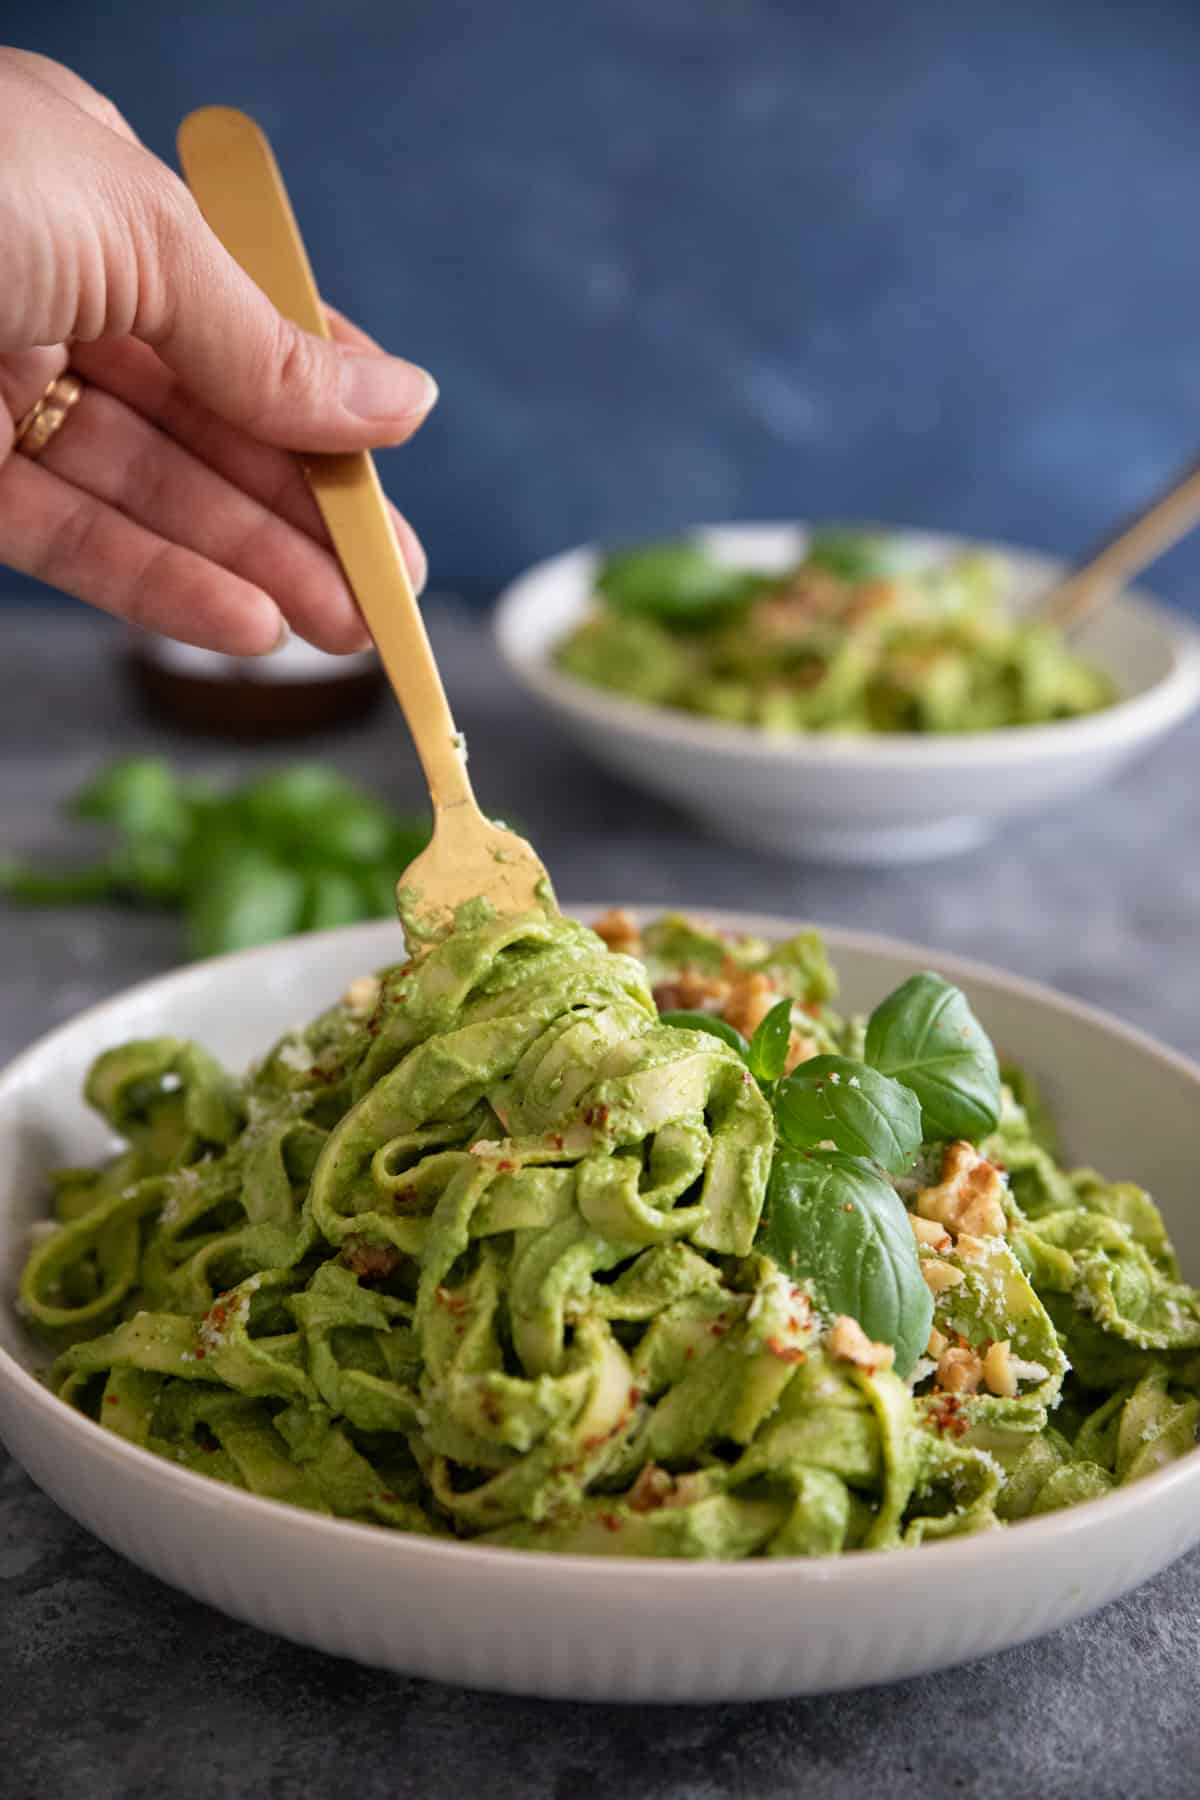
[494,525,1200,864]
[3,911,1200,1701]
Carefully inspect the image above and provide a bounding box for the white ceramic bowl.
[4,910,1200,1702]
[494,526,1200,865]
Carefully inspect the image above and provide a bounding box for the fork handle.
[1039,457,1200,633]
[176,106,477,818]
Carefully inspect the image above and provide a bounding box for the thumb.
[128,175,438,449]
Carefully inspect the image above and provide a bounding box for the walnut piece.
[784,1028,819,1073]
[909,1214,953,1253]
[592,907,643,958]
[652,967,732,1014]
[936,1345,983,1395]
[982,1340,1018,1398]
[827,1314,896,1373]
[921,1259,965,1296]
[722,971,778,1039]
[916,1140,1007,1240]
[342,974,381,1016]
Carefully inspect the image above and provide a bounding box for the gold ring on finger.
[14,372,85,460]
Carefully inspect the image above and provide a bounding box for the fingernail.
[269,615,291,654]
[340,354,438,422]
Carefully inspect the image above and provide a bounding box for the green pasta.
[18,905,1200,1556]
[555,534,1116,735]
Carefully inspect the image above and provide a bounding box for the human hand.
[0,49,436,655]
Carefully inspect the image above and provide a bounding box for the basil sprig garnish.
[659,966,1000,1373]
[863,971,1001,1143]
[746,998,793,1085]
[758,1149,933,1379]
[597,542,766,629]
[775,1055,922,1174]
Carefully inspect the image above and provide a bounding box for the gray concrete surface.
[3,605,1199,1799]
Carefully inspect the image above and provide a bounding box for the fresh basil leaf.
[185,848,307,958]
[109,838,188,904]
[864,972,1001,1142]
[301,868,370,932]
[72,756,190,843]
[355,864,404,919]
[236,763,357,825]
[0,857,119,904]
[775,1055,923,1174]
[747,998,793,1082]
[389,818,434,870]
[658,1011,750,1059]
[802,531,902,583]
[758,1148,932,1378]
[597,542,763,627]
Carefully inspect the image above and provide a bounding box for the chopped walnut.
[827,1314,896,1373]
[916,1140,1007,1240]
[921,1259,965,1296]
[926,1325,949,1359]
[936,1345,983,1395]
[341,1239,403,1283]
[343,974,381,1016]
[909,1214,953,1253]
[847,578,900,625]
[592,907,643,958]
[652,968,731,1015]
[627,1463,674,1513]
[747,569,849,640]
[954,1232,988,1262]
[982,1340,1018,1398]
[784,1028,819,1073]
[723,971,778,1038]
[661,1471,709,1511]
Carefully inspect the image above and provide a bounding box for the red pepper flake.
[435,1285,468,1315]
[599,1511,622,1533]
[709,1322,727,1337]
[194,1347,206,1360]
[684,1345,696,1361]
[628,1386,641,1407]
[927,1393,969,1438]
[582,1104,609,1128]
[496,1159,516,1173]
[843,1202,853,1213]
[766,1337,807,1364]
[378,1491,401,1504]
[550,1134,565,1151]
[104,1394,119,1406]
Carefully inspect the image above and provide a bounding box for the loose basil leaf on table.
[657,1011,751,1059]
[72,754,192,845]
[864,972,1001,1143]
[758,1148,933,1378]
[775,1054,923,1174]
[597,542,764,628]
[1,753,438,959]
[747,997,793,1084]
[185,847,308,960]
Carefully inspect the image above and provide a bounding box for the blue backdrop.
[4,0,1200,612]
